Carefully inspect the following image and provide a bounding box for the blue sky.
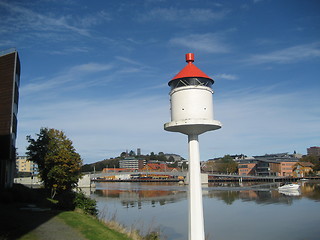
[1,0,319,164]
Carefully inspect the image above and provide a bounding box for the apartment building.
[0,49,21,189]
[16,156,37,175]
[307,146,320,156]
[119,157,146,170]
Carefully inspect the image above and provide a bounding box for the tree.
[129,150,135,156]
[26,128,82,197]
[120,152,127,158]
[216,155,238,174]
[150,152,156,160]
[300,155,320,171]
[168,156,175,162]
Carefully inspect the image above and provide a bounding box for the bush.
[74,191,98,216]
[55,191,76,210]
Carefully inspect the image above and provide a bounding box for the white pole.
[188,134,205,240]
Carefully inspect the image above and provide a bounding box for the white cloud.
[0,1,91,36]
[17,95,175,162]
[214,73,238,80]
[169,33,230,53]
[0,40,15,47]
[48,47,91,55]
[246,42,320,65]
[140,7,228,22]
[209,87,320,157]
[21,62,114,95]
[17,83,320,163]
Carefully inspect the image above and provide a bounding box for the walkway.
[0,203,87,240]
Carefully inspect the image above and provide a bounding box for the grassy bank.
[58,211,133,240]
[0,184,158,240]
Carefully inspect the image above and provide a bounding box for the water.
[91,181,320,240]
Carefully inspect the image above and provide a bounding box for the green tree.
[216,155,238,174]
[150,152,156,160]
[26,128,82,197]
[120,152,127,158]
[129,150,135,156]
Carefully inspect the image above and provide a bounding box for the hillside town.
[16,146,320,179]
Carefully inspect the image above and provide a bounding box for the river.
[90,181,320,240]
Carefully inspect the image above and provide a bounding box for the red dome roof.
[171,53,212,81]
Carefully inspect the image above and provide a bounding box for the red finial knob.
[186,53,194,63]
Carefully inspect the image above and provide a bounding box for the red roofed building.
[142,163,177,172]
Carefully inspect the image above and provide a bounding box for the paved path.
[26,214,87,240]
[0,204,88,240]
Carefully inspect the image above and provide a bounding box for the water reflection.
[92,181,320,240]
[93,181,320,208]
[94,182,187,209]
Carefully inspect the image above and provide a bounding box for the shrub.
[144,231,160,240]
[74,191,98,216]
[56,191,76,210]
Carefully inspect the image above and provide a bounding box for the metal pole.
[188,134,205,240]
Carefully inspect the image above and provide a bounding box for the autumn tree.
[300,155,320,171]
[26,128,82,197]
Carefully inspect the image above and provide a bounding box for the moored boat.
[278,183,300,190]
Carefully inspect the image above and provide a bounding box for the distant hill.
[81,158,120,172]
[81,152,184,172]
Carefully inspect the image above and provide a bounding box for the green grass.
[18,232,38,240]
[58,211,133,240]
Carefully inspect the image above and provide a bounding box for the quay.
[93,179,180,183]
[208,175,320,182]
[91,171,320,183]
[14,173,320,185]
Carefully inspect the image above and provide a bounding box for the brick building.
[238,153,299,176]
[307,146,320,156]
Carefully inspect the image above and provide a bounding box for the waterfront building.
[238,153,299,176]
[255,159,280,176]
[119,157,146,170]
[238,159,258,176]
[292,162,314,177]
[141,163,177,172]
[307,146,320,156]
[279,160,298,177]
[102,168,128,173]
[0,49,21,189]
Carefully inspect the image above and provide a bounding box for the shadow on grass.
[0,184,59,240]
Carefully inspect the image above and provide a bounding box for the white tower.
[164,53,222,240]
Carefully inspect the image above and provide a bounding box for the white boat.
[278,183,300,190]
[278,189,301,196]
